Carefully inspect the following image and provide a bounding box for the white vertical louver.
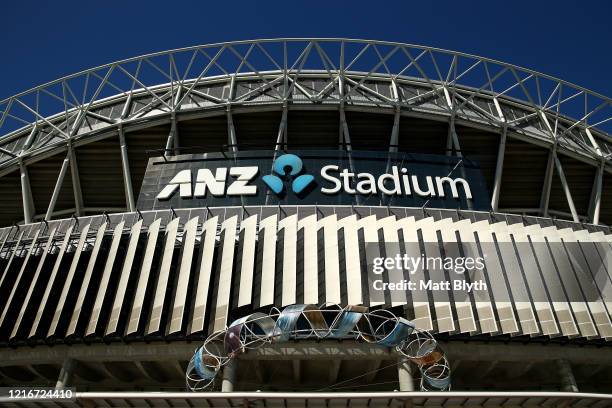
[212,216,238,333]
[106,220,143,336]
[189,216,218,335]
[279,214,298,307]
[168,216,199,335]
[127,218,161,336]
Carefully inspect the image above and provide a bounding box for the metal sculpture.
[186,304,451,391]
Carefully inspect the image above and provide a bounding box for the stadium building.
[0,39,611,407]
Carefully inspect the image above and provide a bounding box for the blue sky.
[0,0,610,100]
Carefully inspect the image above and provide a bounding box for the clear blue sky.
[0,0,610,100]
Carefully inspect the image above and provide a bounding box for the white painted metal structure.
[0,205,610,345]
[0,39,610,226]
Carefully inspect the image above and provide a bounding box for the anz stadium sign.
[136,150,490,211]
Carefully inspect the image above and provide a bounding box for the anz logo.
[262,154,315,195]
[156,166,259,200]
[156,154,312,201]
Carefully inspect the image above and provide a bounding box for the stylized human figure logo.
[262,154,315,195]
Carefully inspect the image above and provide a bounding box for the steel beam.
[1,341,612,367]
[540,149,555,217]
[164,112,179,155]
[45,154,70,221]
[22,125,38,152]
[446,114,455,156]
[339,106,350,149]
[589,162,604,225]
[450,122,462,158]
[118,127,136,212]
[338,73,351,150]
[226,109,237,153]
[171,112,180,153]
[68,143,84,217]
[554,155,580,222]
[538,111,565,219]
[490,125,508,211]
[389,106,400,153]
[19,160,34,224]
[227,74,238,153]
[275,103,288,151]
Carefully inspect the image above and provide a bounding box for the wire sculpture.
[186,304,451,391]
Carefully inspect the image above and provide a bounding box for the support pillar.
[68,142,84,217]
[590,162,603,225]
[221,360,237,392]
[556,359,578,392]
[398,359,414,408]
[45,154,70,221]
[446,115,455,156]
[398,359,415,391]
[338,73,351,151]
[226,74,238,153]
[165,112,179,156]
[56,358,75,389]
[275,103,288,151]
[227,108,237,153]
[118,127,136,212]
[19,160,34,224]
[389,107,400,153]
[554,155,580,223]
[490,125,507,211]
[540,149,555,217]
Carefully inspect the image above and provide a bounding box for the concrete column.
[556,359,578,392]
[56,358,76,389]
[398,359,415,408]
[398,359,415,391]
[221,360,237,392]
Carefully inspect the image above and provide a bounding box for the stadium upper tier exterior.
[0,39,611,407]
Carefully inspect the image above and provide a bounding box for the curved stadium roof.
[0,38,610,225]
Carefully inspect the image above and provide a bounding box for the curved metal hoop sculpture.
[186,304,451,391]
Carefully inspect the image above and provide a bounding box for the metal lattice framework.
[187,304,450,392]
[0,39,611,225]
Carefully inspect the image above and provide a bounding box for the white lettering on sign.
[156,166,259,200]
[320,165,472,199]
